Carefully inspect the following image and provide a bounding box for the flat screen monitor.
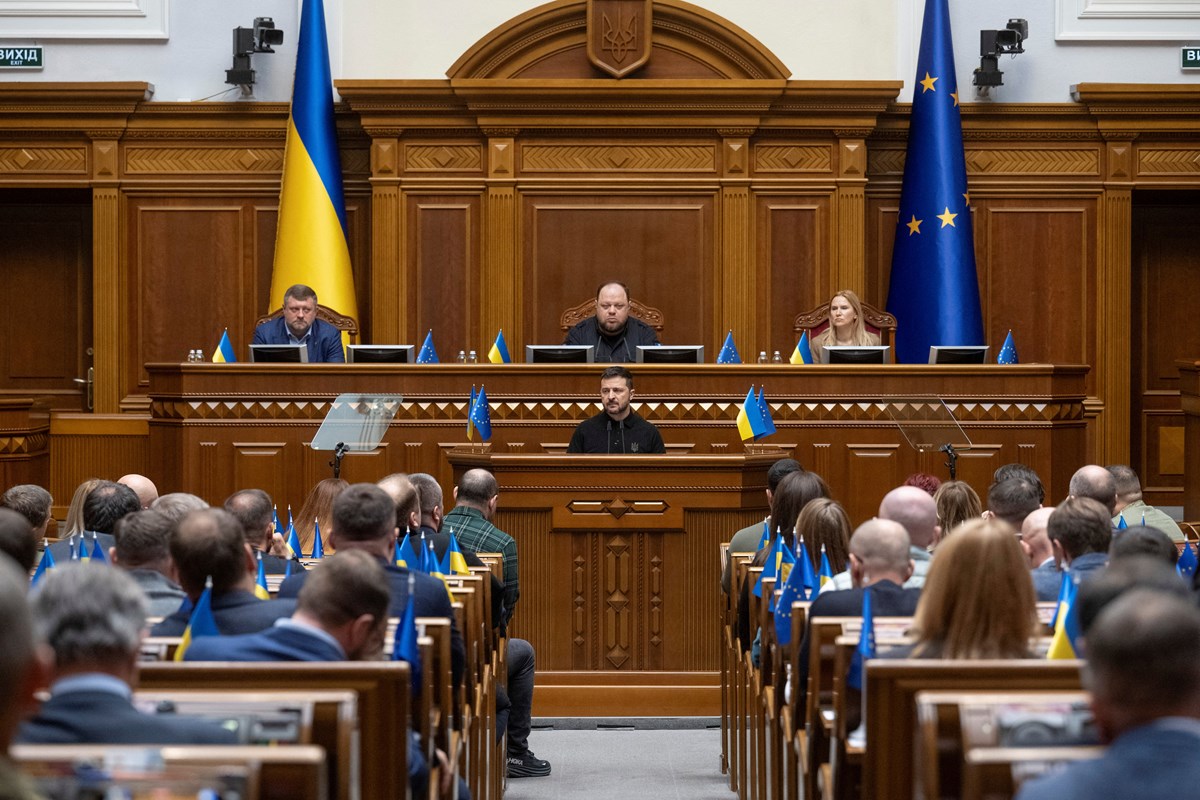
[820,345,890,365]
[250,344,309,364]
[525,345,595,363]
[347,345,414,364]
[636,345,705,364]
[928,345,990,364]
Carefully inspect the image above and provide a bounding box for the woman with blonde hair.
[295,478,348,555]
[905,518,1037,659]
[794,497,852,577]
[809,289,879,362]
[933,480,982,545]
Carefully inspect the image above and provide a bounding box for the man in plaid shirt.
[444,469,519,625]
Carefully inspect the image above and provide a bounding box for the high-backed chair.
[559,297,665,335]
[255,304,359,344]
[792,300,897,350]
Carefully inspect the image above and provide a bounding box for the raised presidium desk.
[147,363,1088,715]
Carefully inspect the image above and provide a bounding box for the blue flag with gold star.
[886,0,984,364]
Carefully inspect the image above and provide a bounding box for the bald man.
[820,485,939,593]
[1069,465,1118,516]
[1021,506,1061,601]
[117,474,159,509]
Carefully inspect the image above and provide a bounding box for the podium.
[446,450,778,716]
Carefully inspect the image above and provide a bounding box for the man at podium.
[567,366,665,454]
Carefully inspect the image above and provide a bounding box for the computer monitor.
[525,345,595,363]
[820,345,890,364]
[635,345,705,364]
[346,345,414,364]
[928,345,990,364]
[249,344,309,363]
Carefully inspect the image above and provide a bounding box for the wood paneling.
[47,412,148,519]
[757,197,828,351]
[406,195,481,351]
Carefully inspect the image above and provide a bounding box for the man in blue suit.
[17,562,237,746]
[1017,589,1200,800]
[251,283,345,363]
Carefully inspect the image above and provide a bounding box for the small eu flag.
[997,330,1019,365]
[416,330,439,364]
[716,331,742,364]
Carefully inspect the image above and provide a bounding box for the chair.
[559,297,666,334]
[792,300,897,349]
[255,303,359,344]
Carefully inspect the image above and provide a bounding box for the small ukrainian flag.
[212,329,237,363]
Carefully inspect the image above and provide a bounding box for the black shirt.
[566,410,666,454]
[563,316,660,363]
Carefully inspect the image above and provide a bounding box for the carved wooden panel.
[1137,146,1200,177]
[47,414,148,520]
[521,143,716,173]
[757,197,829,352]
[404,144,483,173]
[754,144,832,173]
[405,195,481,351]
[232,442,290,505]
[0,146,87,175]
[124,147,283,174]
[963,147,1099,176]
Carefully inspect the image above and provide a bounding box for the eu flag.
[470,385,493,441]
[885,0,984,364]
[716,331,742,364]
[310,518,325,559]
[417,330,439,364]
[1178,542,1198,580]
[755,386,776,438]
[997,330,1019,364]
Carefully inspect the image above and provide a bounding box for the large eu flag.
[886,0,984,364]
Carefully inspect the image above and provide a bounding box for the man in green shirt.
[444,468,519,625]
[1107,464,1185,543]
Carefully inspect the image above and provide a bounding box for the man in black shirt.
[562,281,659,362]
[567,366,665,454]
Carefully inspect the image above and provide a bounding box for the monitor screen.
[636,345,705,364]
[250,344,309,364]
[347,345,414,364]
[820,345,890,364]
[928,345,990,364]
[525,345,595,363]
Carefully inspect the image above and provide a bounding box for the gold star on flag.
[906,215,922,235]
[951,91,959,106]
[937,207,958,228]
[920,72,938,93]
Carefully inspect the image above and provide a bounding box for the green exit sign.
[0,47,42,69]
[1185,46,1200,70]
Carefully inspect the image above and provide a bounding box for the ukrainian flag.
[254,552,270,600]
[31,544,55,586]
[212,329,237,363]
[488,330,511,364]
[736,386,766,441]
[175,577,220,661]
[1047,576,1081,660]
[269,0,358,326]
[440,529,470,576]
[790,331,813,365]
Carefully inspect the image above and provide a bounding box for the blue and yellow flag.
[212,329,237,363]
[795,537,818,601]
[254,551,271,600]
[1047,576,1081,660]
[470,386,493,441]
[846,586,876,690]
[773,548,808,647]
[30,543,55,586]
[392,576,422,696]
[885,0,984,363]
[89,534,107,563]
[394,536,408,568]
[466,386,477,441]
[790,331,813,365]
[416,331,439,364]
[997,330,1019,365]
[755,520,771,551]
[273,505,282,535]
[716,331,742,364]
[75,535,88,562]
[818,544,835,589]
[396,530,417,568]
[440,529,470,576]
[736,386,766,441]
[175,577,220,661]
[310,518,325,559]
[285,523,302,561]
[488,330,511,364]
[269,0,357,327]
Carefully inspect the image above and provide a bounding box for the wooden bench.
[961,745,1103,800]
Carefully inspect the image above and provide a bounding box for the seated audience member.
[294,478,347,556]
[18,562,237,745]
[252,283,345,363]
[723,458,804,594]
[47,480,140,562]
[796,519,920,699]
[993,463,1046,504]
[443,468,520,623]
[562,281,660,363]
[565,365,665,454]
[1,484,53,542]
[808,289,879,362]
[932,480,981,544]
[276,482,465,688]
[903,472,941,496]
[224,488,306,575]
[895,518,1036,659]
[1068,464,1118,516]
[1108,525,1177,567]
[1075,556,1191,636]
[1021,507,1062,601]
[1047,497,1112,581]
[151,509,295,637]
[0,555,47,799]
[116,473,159,509]
[0,509,36,573]
[1016,590,1200,800]
[795,498,852,577]
[1106,464,1184,542]
[985,476,1042,530]
[822,485,938,593]
[61,478,101,539]
[109,510,187,616]
[150,492,208,522]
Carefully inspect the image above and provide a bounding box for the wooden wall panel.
[406,196,481,353]
[48,413,148,519]
[756,197,828,351]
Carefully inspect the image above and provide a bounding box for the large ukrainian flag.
[270,0,358,322]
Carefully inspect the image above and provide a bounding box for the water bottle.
[757,351,768,364]
[772,351,783,363]
[468,350,478,364]
[457,350,467,363]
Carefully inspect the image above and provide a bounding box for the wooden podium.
[446,450,779,716]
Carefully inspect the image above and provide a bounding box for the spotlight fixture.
[225,17,285,90]
[973,18,1028,96]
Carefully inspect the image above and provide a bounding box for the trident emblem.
[602,9,638,64]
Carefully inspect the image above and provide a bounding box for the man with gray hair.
[109,509,187,616]
[1068,464,1119,516]
[1016,590,1200,799]
[1106,464,1184,542]
[0,509,36,574]
[17,563,236,745]
[0,484,53,542]
[150,491,208,522]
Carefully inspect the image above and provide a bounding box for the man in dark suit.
[151,508,295,637]
[17,562,237,746]
[251,283,345,363]
[109,509,187,616]
[47,480,140,563]
[562,281,660,363]
[224,488,306,575]
[1017,590,1200,800]
[1021,507,1062,601]
[796,519,921,701]
[276,482,466,689]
